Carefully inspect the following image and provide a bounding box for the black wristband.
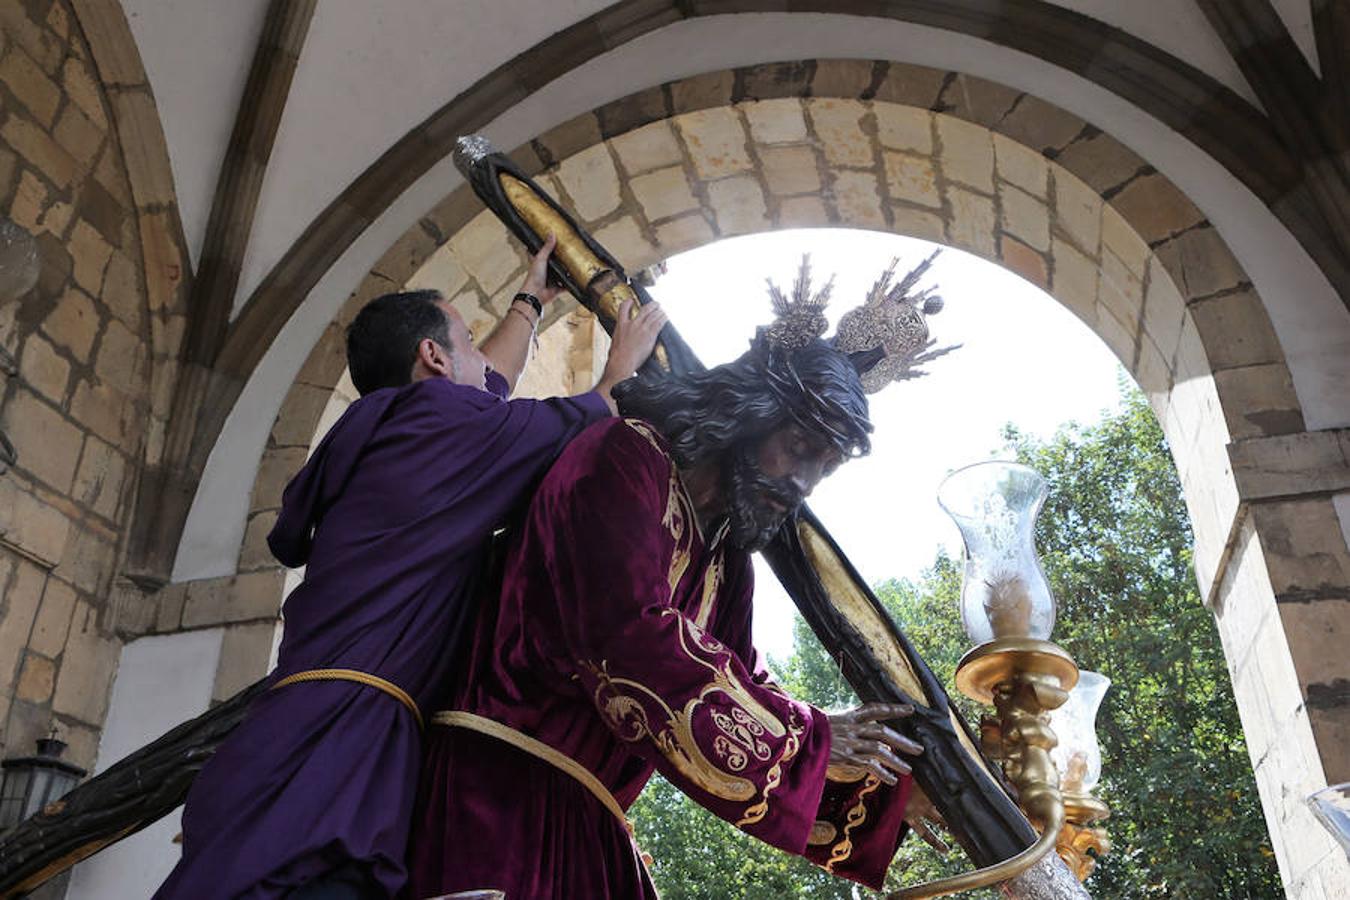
[513,292,543,317]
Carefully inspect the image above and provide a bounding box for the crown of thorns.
[748,252,960,455]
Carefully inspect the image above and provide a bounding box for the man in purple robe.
[155,236,668,900]
[408,308,927,898]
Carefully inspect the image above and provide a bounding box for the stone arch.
[197,62,1345,896]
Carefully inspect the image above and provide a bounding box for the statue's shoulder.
[571,416,674,471]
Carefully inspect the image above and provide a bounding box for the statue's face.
[726,422,844,551]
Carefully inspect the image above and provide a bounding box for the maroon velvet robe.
[407,418,910,899]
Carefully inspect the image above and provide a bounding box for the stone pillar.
[1212,428,1350,897]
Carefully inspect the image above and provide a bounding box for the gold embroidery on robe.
[808,821,838,846]
[824,773,882,872]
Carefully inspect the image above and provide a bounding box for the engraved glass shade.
[1049,670,1111,792]
[937,461,1057,644]
[1308,782,1350,858]
[0,218,39,301]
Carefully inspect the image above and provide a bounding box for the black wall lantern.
[0,736,87,831]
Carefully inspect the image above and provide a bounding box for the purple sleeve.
[486,370,510,399]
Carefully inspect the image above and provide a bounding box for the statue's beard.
[725,447,804,552]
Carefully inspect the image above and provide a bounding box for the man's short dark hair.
[346,290,451,396]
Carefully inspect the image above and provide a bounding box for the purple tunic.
[154,372,608,900]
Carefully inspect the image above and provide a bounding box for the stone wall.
[0,0,156,770]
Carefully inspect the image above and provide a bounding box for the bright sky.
[645,228,1128,659]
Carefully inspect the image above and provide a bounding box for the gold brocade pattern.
[585,614,796,805]
[825,774,882,873]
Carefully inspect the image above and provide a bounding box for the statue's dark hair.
[613,337,872,468]
[346,290,450,396]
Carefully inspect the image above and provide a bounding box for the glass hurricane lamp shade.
[1308,782,1350,859]
[1049,671,1111,794]
[938,461,1057,645]
[0,737,86,831]
[0,218,40,301]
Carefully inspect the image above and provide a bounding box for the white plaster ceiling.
[119,0,1269,311]
[121,0,270,268]
[173,10,1350,582]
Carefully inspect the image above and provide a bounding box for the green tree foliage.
[630,390,1281,898]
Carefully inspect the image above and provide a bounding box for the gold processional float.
[451,135,1113,898]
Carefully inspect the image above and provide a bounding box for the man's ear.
[414,338,452,379]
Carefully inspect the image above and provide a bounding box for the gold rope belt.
[432,710,630,832]
[272,668,424,729]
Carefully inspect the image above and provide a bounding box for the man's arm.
[478,236,558,392]
[480,235,669,402]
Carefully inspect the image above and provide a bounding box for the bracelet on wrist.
[513,292,543,317]
[507,305,538,329]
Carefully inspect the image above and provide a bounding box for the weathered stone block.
[53,103,103,166]
[139,210,184,314]
[742,98,808,146]
[448,211,522,296]
[18,333,69,402]
[1190,289,1284,371]
[873,103,932,155]
[1167,226,1247,299]
[269,383,331,449]
[677,107,752,180]
[654,213,715,255]
[1251,499,1350,596]
[62,56,107,129]
[996,95,1085,154]
[1101,207,1149,282]
[1094,301,1136,364]
[181,570,286,628]
[68,218,113,294]
[251,446,307,511]
[807,99,872,168]
[871,62,947,110]
[735,60,813,103]
[668,69,734,114]
[3,116,76,188]
[935,114,994,193]
[610,121,683,174]
[0,5,62,75]
[708,175,769,236]
[94,317,144,394]
[760,145,820,196]
[555,143,622,222]
[945,186,996,258]
[41,285,99,361]
[1133,333,1172,397]
[778,195,830,229]
[1050,166,1101,256]
[16,652,55,702]
[883,152,939,208]
[1213,364,1304,440]
[1098,258,1142,334]
[55,523,117,596]
[939,74,1022,129]
[3,388,83,491]
[630,165,699,221]
[1053,131,1147,195]
[52,600,121,725]
[30,576,76,657]
[212,622,279,702]
[1110,172,1205,244]
[595,84,667,139]
[809,59,875,100]
[0,557,41,695]
[993,133,1047,198]
[889,204,944,244]
[70,379,133,448]
[155,582,187,633]
[999,183,1050,252]
[73,435,127,521]
[593,217,659,271]
[0,46,61,126]
[9,169,48,232]
[1277,597,1350,691]
[98,248,141,331]
[830,169,885,230]
[0,480,71,566]
[999,236,1048,290]
[1230,431,1350,502]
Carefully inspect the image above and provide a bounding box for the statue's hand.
[826,701,923,787]
[904,784,952,854]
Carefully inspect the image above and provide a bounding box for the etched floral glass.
[1049,670,1111,792]
[1308,782,1350,858]
[937,461,1056,645]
